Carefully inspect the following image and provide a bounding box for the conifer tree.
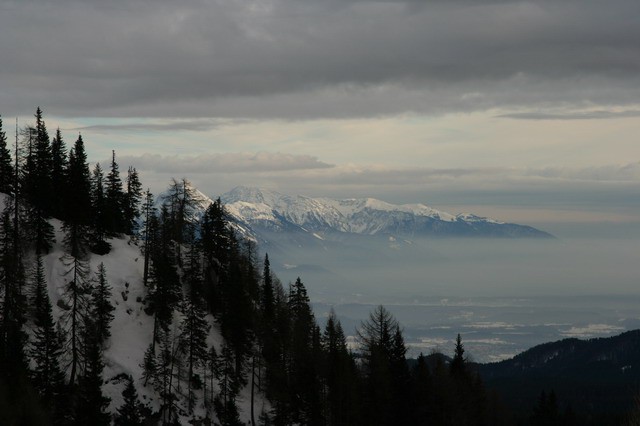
[75,318,111,426]
[60,228,90,386]
[141,189,155,288]
[124,166,143,235]
[450,333,466,378]
[201,197,234,315]
[286,277,322,425]
[114,375,143,426]
[214,344,243,426]
[22,108,55,254]
[411,353,432,424]
[0,116,14,195]
[90,163,110,254]
[141,342,157,387]
[50,128,68,219]
[179,293,209,412]
[357,305,399,426]
[29,255,65,417]
[261,253,275,325]
[91,263,115,345]
[154,331,181,425]
[33,107,53,209]
[0,204,28,380]
[323,310,359,426]
[66,134,93,227]
[105,150,125,235]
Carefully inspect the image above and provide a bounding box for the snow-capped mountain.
[219,186,552,239]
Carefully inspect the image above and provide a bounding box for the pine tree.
[201,197,238,317]
[29,255,65,417]
[91,263,115,345]
[154,330,181,425]
[22,108,55,254]
[33,107,53,211]
[105,150,125,235]
[323,310,359,426]
[76,319,111,426]
[65,134,93,227]
[141,342,157,387]
[285,277,322,425]
[261,253,275,325]
[0,116,14,195]
[411,352,432,425]
[0,204,28,380]
[450,333,466,378]
[50,128,68,219]
[124,166,143,235]
[141,189,155,288]
[357,305,399,426]
[214,344,243,426]
[179,293,210,412]
[90,163,111,254]
[62,250,89,385]
[114,375,143,426]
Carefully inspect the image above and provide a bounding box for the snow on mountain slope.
[0,192,265,423]
[219,186,551,239]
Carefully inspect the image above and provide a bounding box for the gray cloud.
[115,152,333,174]
[71,119,228,133]
[2,0,640,118]
[498,110,640,120]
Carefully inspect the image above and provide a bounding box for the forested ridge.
[0,108,637,425]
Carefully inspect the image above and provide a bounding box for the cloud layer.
[2,0,640,118]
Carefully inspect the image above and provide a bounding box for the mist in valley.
[267,223,640,362]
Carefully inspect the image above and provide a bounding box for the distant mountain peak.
[219,186,552,239]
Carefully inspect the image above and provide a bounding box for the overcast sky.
[1,0,639,228]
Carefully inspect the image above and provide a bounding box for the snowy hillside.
[0,193,266,424]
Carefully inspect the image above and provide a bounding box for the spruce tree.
[22,108,55,254]
[65,135,93,227]
[286,277,321,425]
[450,333,466,378]
[105,150,125,235]
[357,305,398,426]
[179,294,210,412]
[62,250,89,385]
[0,204,28,380]
[124,166,143,235]
[33,107,53,211]
[76,318,111,426]
[214,344,242,426]
[141,189,155,288]
[91,163,110,254]
[114,375,143,426]
[141,342,157,387]
[323,310,359,426]
[50,128,68,219]
[0,116,14,195]
[29,255,65,418]
[91,263,115,346]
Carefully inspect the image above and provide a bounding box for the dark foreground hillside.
[479,330,640,425]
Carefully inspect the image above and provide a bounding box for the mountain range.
[217,186,553,242]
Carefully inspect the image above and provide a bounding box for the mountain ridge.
[218,185,553,240]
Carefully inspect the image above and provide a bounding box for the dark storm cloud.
[1,0,639,118]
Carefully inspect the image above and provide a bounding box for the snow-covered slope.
[219,186,552,239]
[0,191,266,424]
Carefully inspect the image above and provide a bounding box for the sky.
[1,0,639,229]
